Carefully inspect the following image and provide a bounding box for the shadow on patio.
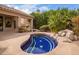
[0,31,31,41]
[0,47,8,54]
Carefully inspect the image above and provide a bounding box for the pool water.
[21,34,58,54]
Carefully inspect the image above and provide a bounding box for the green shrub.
[73,27,79,36]
[48,14,67,33]
[72,16,79,36]
[39,25,50,32]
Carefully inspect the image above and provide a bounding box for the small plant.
[18,26,28,33]
[39,25,50,32]
[72,16,79,36]
[73,27,79,36]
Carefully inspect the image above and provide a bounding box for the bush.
[73,27,79,36]
[18,26,28,33]
[72,16,79,36]
[48,15,67,33]
[39,25,50,32]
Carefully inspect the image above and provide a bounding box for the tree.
[31,12,48,29]
[31,8,79,32]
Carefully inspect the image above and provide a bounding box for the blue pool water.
[21,34,58,54]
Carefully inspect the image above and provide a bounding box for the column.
[31,19,33,32]
[12,17,14,29]
[3,16,5,31]
[15,16,19,32]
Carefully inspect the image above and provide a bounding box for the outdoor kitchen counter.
[0,32,79,55]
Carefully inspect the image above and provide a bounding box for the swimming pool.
[21,33,58,54]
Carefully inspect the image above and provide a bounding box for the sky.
[6,4,79,14]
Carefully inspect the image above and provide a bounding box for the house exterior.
[0,5,33,32]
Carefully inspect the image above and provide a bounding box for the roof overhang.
[0,4,33,19]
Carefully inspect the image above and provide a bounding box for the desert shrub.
[48,14,67,33]
[31,8,78,32]
[73,27,79,36]
[31,12,48,29]
[66,20,73,30]
[39,25,50,32]
[18,26,28,33]
[72,16,79,36]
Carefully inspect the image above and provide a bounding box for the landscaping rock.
[64,29,78,41]
[58,30,66,37]
[55,29,78,42]
[63,37,73,43]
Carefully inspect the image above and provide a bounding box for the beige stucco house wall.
[0,5,33,32]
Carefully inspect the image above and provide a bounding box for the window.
[5,17,12,27]
[28,19,31,23]
[0,16,3,31]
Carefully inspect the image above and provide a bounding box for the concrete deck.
[0,32,79,55]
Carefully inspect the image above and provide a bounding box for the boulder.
[56,29,78,42]
[64,29,78,41]
[58,30,66,37]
